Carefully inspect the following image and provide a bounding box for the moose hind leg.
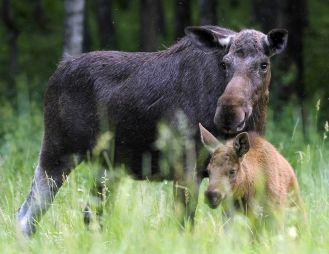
[17,153,74,237]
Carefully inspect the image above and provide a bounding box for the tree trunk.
[95,0,116,49]
[252,0,281,32]
[63,0,85,57]
[284,0,308,139]
[158,0,166,38]
[34,0,48,31]
[83,0,91,52]
[2,0,19,82]
[139,0,160,51]
[175,0,191,40]
[199,0,217,25]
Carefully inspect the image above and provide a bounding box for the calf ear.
[185,26,232,49]
[199,123,222,153]
[234,132,250,157]
[265,29,288,56]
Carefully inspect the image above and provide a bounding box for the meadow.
[0,84,329,253]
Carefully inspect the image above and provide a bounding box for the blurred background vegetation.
[0,0,328,139]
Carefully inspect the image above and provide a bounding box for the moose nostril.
[212,195,218,203]
[220,127,230,134]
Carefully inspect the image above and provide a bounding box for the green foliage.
[217,0,254,29]
[0,0,63,91]
[304,0,329,123]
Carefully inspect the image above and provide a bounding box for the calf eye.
[260,63,268,71]
[228,169,236,177]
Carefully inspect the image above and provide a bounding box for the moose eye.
[220,62,227,71]
[228,169,236,177]
[260,62,268,71]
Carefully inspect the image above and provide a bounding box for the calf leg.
[173,175,201,228]
[172,127,204,228]
[83,150,120,229]
[16,151,74,237]
[83,167,108,229]
[83,165,113,229]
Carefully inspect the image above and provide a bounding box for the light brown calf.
[199,124,304,220]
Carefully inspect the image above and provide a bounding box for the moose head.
[186,26,288,135]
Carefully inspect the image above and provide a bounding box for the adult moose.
[17,25,288,236]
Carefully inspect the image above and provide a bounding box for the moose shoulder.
[17,25,288,236]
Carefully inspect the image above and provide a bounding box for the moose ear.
[185,26,232,49]
[199,123,222,153]
[234,132,250,157]
[265,29,288,56]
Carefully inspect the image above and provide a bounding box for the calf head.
[199,123,250,209]
[186,26,288,135]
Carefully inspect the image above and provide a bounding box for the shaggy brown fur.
[200,124,303,217]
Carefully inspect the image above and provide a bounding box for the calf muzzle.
[205,190,223,209]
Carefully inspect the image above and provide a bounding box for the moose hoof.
[16,215,36,238]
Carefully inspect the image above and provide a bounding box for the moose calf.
[199,124,304,223]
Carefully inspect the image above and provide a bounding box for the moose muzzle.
[214,76,252,134]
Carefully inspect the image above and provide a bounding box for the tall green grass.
[0,85,328,253]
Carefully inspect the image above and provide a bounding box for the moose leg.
[17,151,74,237]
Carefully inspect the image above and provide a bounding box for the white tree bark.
[63,0,85,57]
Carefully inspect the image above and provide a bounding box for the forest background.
[1,0,328,134]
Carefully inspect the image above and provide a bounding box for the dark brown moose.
[17,25,288,236]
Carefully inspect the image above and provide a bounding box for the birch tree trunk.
[63,0,85,57]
